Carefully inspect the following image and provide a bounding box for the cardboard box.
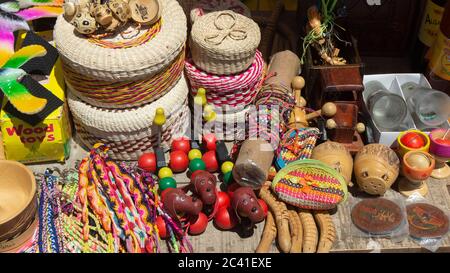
[362,73,449,146]
[0,59,71,163]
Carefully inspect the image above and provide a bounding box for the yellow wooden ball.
[188,149,202,161]
[221,161,234,174]
[158,167,173,179]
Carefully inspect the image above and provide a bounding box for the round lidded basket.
[190,10,261,75]
[54,0,187,81]
[0,160,37,252]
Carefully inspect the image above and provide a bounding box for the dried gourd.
[313,211,336,253]
[259,184,291,253]
[298,209,318,253]
[288,209,302,253]
[255,210,276,253]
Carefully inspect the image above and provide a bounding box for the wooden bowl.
[397,129,430,158]
[0,160,37,247]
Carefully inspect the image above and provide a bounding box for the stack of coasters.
[0,31,71,163]
[351,198,404,236]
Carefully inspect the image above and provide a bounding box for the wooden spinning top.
[154,108,166,126]
[194,88,207,106]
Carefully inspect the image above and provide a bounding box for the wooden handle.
[289,76,308,129]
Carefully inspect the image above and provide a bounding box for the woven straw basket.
[186,50,264,108]
[68,76,190,160]
[54,0,187,81]
[272,160,348,210]
[190,10,260,75]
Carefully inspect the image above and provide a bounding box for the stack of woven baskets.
[54,0,189,160]
[185,9,264,141]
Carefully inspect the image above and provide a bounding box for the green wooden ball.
[189,158,206,172]
[159,177,177,191]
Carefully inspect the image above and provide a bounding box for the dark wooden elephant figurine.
[161,188,203,221]
[231,186,265,224]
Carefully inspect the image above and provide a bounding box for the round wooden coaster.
[129,0,160,25]
[406,203,449,239]
[351,198,403,235]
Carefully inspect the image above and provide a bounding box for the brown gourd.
[255,210,276,253]
[298,209,318,253]
[313,211,336,253]
[259,184,291,253]
[288,209,303,253]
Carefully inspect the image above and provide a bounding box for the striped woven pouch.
[275,127,320,170]
[272,159,348,210]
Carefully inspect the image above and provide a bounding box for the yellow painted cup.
[397,129,430,158]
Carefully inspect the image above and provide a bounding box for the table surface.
[28,138,450,253]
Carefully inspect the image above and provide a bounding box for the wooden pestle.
[288,76,308,129]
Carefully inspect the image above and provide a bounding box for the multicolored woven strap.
[63,49,185,108]
[275,128,320,169]
[185,50,264,108]
[272,159,348,210]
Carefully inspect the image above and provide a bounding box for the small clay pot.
[312,141,353,185]
[403,151,435,182]
[91,3,114,27]
[129,0,160,25]
[354,144,400,195]
[396,129,430,158]
[72,11,98,34]
[108,0,131,23]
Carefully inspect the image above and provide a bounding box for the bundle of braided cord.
[20,147,193,253]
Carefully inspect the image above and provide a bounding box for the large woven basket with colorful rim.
[275,128,320,170]
[272,159,348,210]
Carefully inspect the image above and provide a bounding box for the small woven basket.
[54,0,187,81]
[68,76,190,160]
[190,10,260,75]
[186,50,264,108]
[272,159,348,210]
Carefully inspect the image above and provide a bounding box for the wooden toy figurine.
[288,76,337,129]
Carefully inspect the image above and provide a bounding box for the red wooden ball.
[214,207,238,230]
[171,137,191,154]
[258,199,268,217]
[156,216,167,239]
[138,152,157,172]
[202,133,217,151]
[189,212,208,235]
[169,151,189,173]
[202,150,219,172]
[216,191,231,209]
[401,132,425,149]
